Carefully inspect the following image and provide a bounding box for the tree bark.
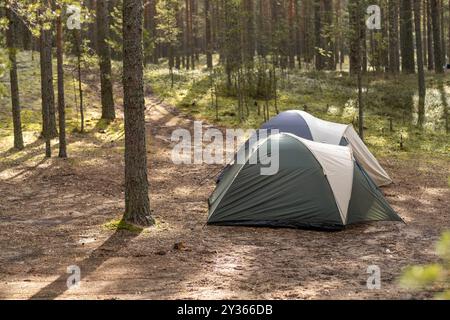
[87,0,98,52]
[323,0,334,70]
[73,30,85,132]
[440,0,446,62]
[56,11,67,158]
[431,0,444,72]
[287,0,296,69]
[39,26,53,157]
[391,0,407,72]
[39,24,58,139]
[97,0,116,120]
[205,0,213,68]
[400,0,416,73]
[314,0,324,70]
[427,0,435,70]
[349,0,363,76]
[6,8,24,150]
[414,0,426,128]
[123,0,153,226]
[242,0,255,65]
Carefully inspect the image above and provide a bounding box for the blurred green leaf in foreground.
[400,232,450,299]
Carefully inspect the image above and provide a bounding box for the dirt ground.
[0,97,449,300]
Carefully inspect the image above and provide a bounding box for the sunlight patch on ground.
[0,277,61,299]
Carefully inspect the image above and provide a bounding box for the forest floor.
[0,53,449,299]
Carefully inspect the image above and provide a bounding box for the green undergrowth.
[0,51,124,156]
[145,56,449,159]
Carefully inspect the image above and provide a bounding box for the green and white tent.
[208,133,402,230]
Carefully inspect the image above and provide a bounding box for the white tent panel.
[294,111,348,145]
[343,126,393,187]
[290,134,354,224]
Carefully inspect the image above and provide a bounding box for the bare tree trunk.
[349,0,362,76]
[431,0,444,72]
[427,0,435,70]
[287,0,296,69]
[56,11,67,158]
[388,0,400,73]
[87,0,98,52]
[123,0,154,226]
[423,0,428,65]
[400,0,416,73]
[185,0,191,69]
[39,24,58,139]
[39,26,53,157]
[73,30,85,132]
[242,0,255,65]
[448,0,450,61]
[205,0,213,69]
[414,0,426,128]
[314,0,324,70]
[323,0,334,70]
[97,0,116,120]
[6,8,24,150]
[440,0,446,62]
[353,0,364,139]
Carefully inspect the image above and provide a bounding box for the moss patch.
[103,218,144,233]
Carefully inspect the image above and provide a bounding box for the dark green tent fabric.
[207,133,402,230]
[346,163,402,224]
[208,135,343,230]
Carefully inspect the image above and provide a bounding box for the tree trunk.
[349,0,363,76]
[381,1,390,71]
[87,0,98,52]
[323,0,334,70]
[39,26,58,139]
[448,0,450,60]
[314,0,324,70]
[242,0,255,65]
[56,12,67,158]
[440,0,446,62]
[414,0,426,128]
[423,0,428,66]
[6,8,24,150]
[39,26,54,157]
[189,0,195,69]
[356,0,364,140]
[144,0,157,64]
[123,0,153,226]
[73,30,85,132]
[205,0,213,68]
[431,0,444,72]
[185,0,192,69]
[335,0,343,70]
[293,0,301,68]
[427,0,435,70]
[287,0,296,69]
[97,0,116,120]
[400,0,416,73]
[389,0,400,73]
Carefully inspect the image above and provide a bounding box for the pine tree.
[97,0,116,120]
[123,0,154,226]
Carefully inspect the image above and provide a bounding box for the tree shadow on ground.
[30,227,142,299]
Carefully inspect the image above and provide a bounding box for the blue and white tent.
[260,111,392,187]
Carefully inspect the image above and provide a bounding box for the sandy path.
[0,97,449,300]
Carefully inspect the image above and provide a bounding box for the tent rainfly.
[208,133,402,230]
[260,110,393,187]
